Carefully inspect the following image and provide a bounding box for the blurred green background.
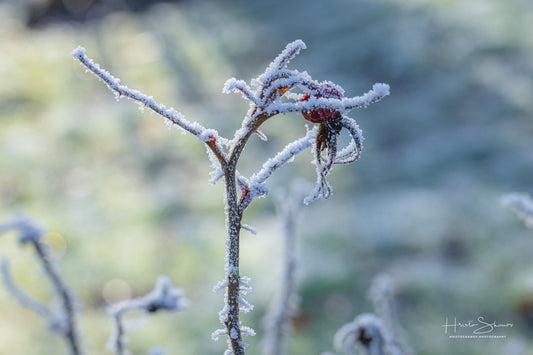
[1,0,533,354]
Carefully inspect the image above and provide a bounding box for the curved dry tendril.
[334,116,364,164]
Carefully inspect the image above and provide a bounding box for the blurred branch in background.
[106,275,188,355]
[334,313,388,355]
[502,193,533,229]
[2,0,533,353]
[332,273,412,355]
[262,181,307,355]
[0,214,82,355]
[368,274,413,355]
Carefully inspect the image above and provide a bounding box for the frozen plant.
[0,214,81,355]
[72,39,389,354]
[368,274,412,355]
[332,274,411,355]
[106,275,188,355]
[502,193,533,228]
[262,182,307,355]
[334,313,388,355]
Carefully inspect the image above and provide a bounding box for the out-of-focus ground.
[1,0,533,354]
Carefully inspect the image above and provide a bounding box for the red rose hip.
[300,83,343,123]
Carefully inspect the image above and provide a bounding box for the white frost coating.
[502,193,533,228]
[250,128,317,188]
[206,145,225,185]
[230,327,239,339]
[254,129,268,141]
[239,276,252,294]
[270,39,306,70]
[71,47,213,139]
[212,328,227,341]
[218,303,229,323]
[223,78,259,105]
[213,280,229,293]
[241,224,257,235]
[70,45,86,58]
[237,296,254,312]
[241,326,256,337]
[265,83,390,117]
[334,116,364,164]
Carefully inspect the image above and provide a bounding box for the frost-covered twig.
[1,258,62,329]
[502,193,533,228]
[332,274,412,355]
[70,46,229,167]
[107,276,188,355]
[73,39,389,355]
[262,183,307,355]
[334,313,387,355]
[0,215,81,355]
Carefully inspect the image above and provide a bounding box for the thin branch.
[1,258,61,329]
[369,274,413,355]
[34,238,81,355]
[71,47,228,168]
[107,276,188,355]
[250,127,317,186]
[223,79,259,106]
[262,183,306,355]
[0,215,82,355]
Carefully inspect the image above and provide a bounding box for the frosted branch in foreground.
[74,39,389,355]
[502,193,533,228]
[107,276,189,355]
[0,215,82,355]
[70,46,229,167]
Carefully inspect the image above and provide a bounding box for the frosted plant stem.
[0,216,81,355]
[111,313,126,355]
[224,168,245,355]
[1,259,58,326]
[106,276,188,355]
[33,240,81,355]
[263,185,305,355]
